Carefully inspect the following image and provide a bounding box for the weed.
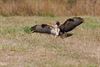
[23,26,32,34]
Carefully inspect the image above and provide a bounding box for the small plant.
[23,26,31,34]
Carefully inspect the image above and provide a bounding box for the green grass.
[23,26,32,34]
[0,16,100,67]
[81,17,100,29]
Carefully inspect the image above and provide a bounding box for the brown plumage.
[59,17,84,34]
[30,17,84,36]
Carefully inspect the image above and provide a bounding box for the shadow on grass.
[60,33,73,38]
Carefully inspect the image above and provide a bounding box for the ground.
[0,16,100,67]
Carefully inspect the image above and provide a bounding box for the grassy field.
[0,0,100,16]
[0,16,100,67]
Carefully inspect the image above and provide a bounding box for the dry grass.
[0,16,100,67]
[0,0,100,16]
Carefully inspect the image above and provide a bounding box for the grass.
[81,17,100,29]
[0,16,100,67]
[23,26,32,34]
[0,0,100,16]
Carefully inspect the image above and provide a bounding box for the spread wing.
[59,17,84,33]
